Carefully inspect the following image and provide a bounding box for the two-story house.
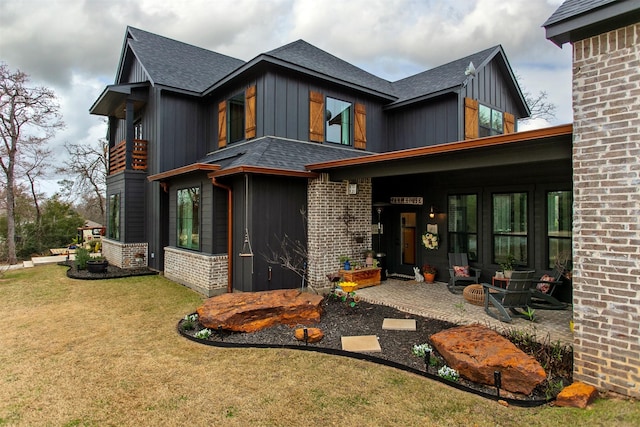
[91,27,572,298]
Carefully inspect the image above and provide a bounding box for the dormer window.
[217,85,256,148]
[325,97,352,145]
[309,91,366,149]
[227,93,245,144]
[479,104,504,137]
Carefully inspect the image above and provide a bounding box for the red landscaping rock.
[555,381,598,408]
[294,327,324,343]
[430,324,547,395]
[197,289,324,332]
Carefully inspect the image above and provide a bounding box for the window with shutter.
[464,98,479,139]
[503,112,515,134]
[245,85,256,139]
[354,103,366,149]
[218,101,227,148]
[309,91,324,142]
[325,96,352,145]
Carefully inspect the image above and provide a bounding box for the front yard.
[0,264,638,426]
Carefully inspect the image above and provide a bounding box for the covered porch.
[354,279,573,346]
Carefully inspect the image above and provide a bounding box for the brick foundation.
[307,174,372,290]
[572,23,640,398]
[101,239,148,269]
[164,246,228,297]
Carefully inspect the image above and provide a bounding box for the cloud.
[0,0,572,195]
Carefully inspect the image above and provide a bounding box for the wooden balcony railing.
[109,139,148,175]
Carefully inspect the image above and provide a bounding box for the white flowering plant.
[421,232,439,250]
[194,328,212,339]
[182,313,199,330]
[411,343,433,358]
[437,365,460,382]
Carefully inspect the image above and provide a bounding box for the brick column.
[307,174,372,290]
[572,24,640,398]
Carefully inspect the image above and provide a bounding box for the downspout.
[211,177,233,293]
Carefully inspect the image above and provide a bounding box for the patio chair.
[529,269,568,310]
[482,270,535,323]
[447,253,481,293]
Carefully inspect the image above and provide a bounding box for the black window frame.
[492,191,528,266]
[325,96,352,146]
[177,186,201,251]
[447,193,479,261]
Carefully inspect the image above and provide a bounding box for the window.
[134,121,143,139]
[547,191,572,268]
[479,104,504,137]
[448,194,478,261]
[493,192,527,265]
[218,86,256,148]
[108,193,120,240]
[177,187,200,250]
[227,92,245,144]
[325,97,352,145]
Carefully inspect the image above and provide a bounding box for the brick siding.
[307,174,373,290]
[572,23,640,398]
[164,246,228,297]
[101,238,148,269]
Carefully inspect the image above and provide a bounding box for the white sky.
[0,0,572,196]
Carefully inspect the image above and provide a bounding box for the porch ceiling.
[306,124,572,181]
[89,82,149,119]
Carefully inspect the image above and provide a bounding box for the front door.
[401,212,417,266]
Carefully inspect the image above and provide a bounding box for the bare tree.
[516,73,557,125]
[0,63,63,264]
[58,137,108,223]
[19,144,51,225]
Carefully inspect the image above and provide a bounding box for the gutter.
[210,176,233,293]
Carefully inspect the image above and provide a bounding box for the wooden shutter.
[218,100,227,148]
[503,112,515,134]
[354,103,366,149]
[309,90,324,142]
[464,97,479,140]
[245,85,256,139]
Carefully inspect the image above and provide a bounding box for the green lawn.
[0,264,638,426]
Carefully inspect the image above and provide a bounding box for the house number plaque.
[390,197,423,205]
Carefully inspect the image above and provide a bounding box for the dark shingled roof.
[391,46,500,105]
[263,40,396,98]
[543,0,618,26]
[125,27,245,93]
[198,137,371,173]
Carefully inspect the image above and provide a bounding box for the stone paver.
[355,280,573,346]
[382,318,417,331]
[341,335,382,353]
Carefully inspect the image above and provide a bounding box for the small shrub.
[194,328,211,339]
[437,365,460,382]
[411,343,432,358]
[75,248,91,270]
[182,314,198,330]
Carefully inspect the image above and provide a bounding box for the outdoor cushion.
[536,274,555,293]
[454,265,470,277]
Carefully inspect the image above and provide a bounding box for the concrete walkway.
[355,279,574,346]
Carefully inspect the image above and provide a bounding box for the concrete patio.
[354,279,574,346]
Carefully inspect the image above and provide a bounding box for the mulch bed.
[179,295,573,405]
[60,261,158,280]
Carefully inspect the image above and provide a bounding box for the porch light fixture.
[429,206,436,219]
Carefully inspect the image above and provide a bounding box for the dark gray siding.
[385,94,459,151]
[463,60,525,121]
[232,174,308,292]
[106,170,146,243]
[206,69,386,153]
[158,92,208,172]
[167,176,226,254]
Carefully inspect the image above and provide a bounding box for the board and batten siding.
[385,94,459,151]
[462,59,525,122]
